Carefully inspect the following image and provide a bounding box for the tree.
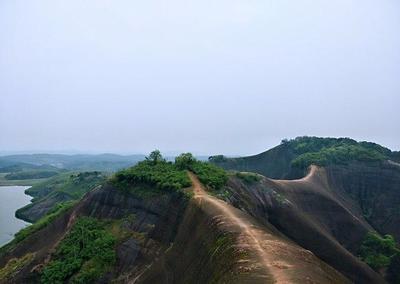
[175,153,196,170]
[208,155,227,163]
[146,150,165,164]
[359,232,399,271]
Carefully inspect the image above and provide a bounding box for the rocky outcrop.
[16,191,73,223]
[325,161,400,240]
[223,167,384,283]
[0,208,74,283]
[0,183,191,283]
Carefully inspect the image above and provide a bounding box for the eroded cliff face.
[222,167,384,283]
[0,183,189,283]
[1,175,352,284]
[134,198,251,284]
[135,173,349,284]
[3,163,397,284]
[16,191,74,223]
[76,184,189,283]
[325,161,400,240]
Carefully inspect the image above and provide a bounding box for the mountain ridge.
[1,138,399,283]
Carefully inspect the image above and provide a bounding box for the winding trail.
[188,172,347,284]
[388,160,400,168]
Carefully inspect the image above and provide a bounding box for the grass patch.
[0,253,35,281]
[26,171,107,201]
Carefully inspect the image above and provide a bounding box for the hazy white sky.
[1,0,399,155]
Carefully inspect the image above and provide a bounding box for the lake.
[0,186,32,246]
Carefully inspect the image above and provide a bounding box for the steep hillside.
[391,152,400,163]
[0,158,351,283]
[222,166,384,283]
[325,161,400,240]
[209,142,296,179]
[137,173,348,283]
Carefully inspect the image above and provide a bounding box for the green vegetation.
[292,144,386,169]
[26,171,107,201]
[235,172,261,184]
[13,201,75,243]
[0,153,145,173]
[175,152,197,170]
[15,171,107,223]
[111,160,191,193]
[0,172,51,186]
[290,137,388,169]
[111,151,228,195]
[0,202,76,256]
[0,253,35,281]
[191,161,228,191]
[174,152,228,190]
[0,163,63,185]
[41,217,116,284]
[359,232,400,272]
[5,170,59,180]
[144,149,165,164]
[210,136,394,179]
[208,155,229,164]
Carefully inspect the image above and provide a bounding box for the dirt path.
[190,173,288,281]
[274,165,318,184]
[388,160,400,168]
[189,172,320,284]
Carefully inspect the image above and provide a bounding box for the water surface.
[0,186,31,246]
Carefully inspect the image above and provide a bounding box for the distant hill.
[0,153,145,172]
[210,136,397,179]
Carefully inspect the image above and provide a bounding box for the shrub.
[175,153,196,170]
[235,172,261,184]
[292,144,386,169]
[41,217,116,284]
[359,232,399,271]
[191,161,228,190]
[111,161,191,192]
[111,151,228,193]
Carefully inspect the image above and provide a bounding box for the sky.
[0,0,399,156]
